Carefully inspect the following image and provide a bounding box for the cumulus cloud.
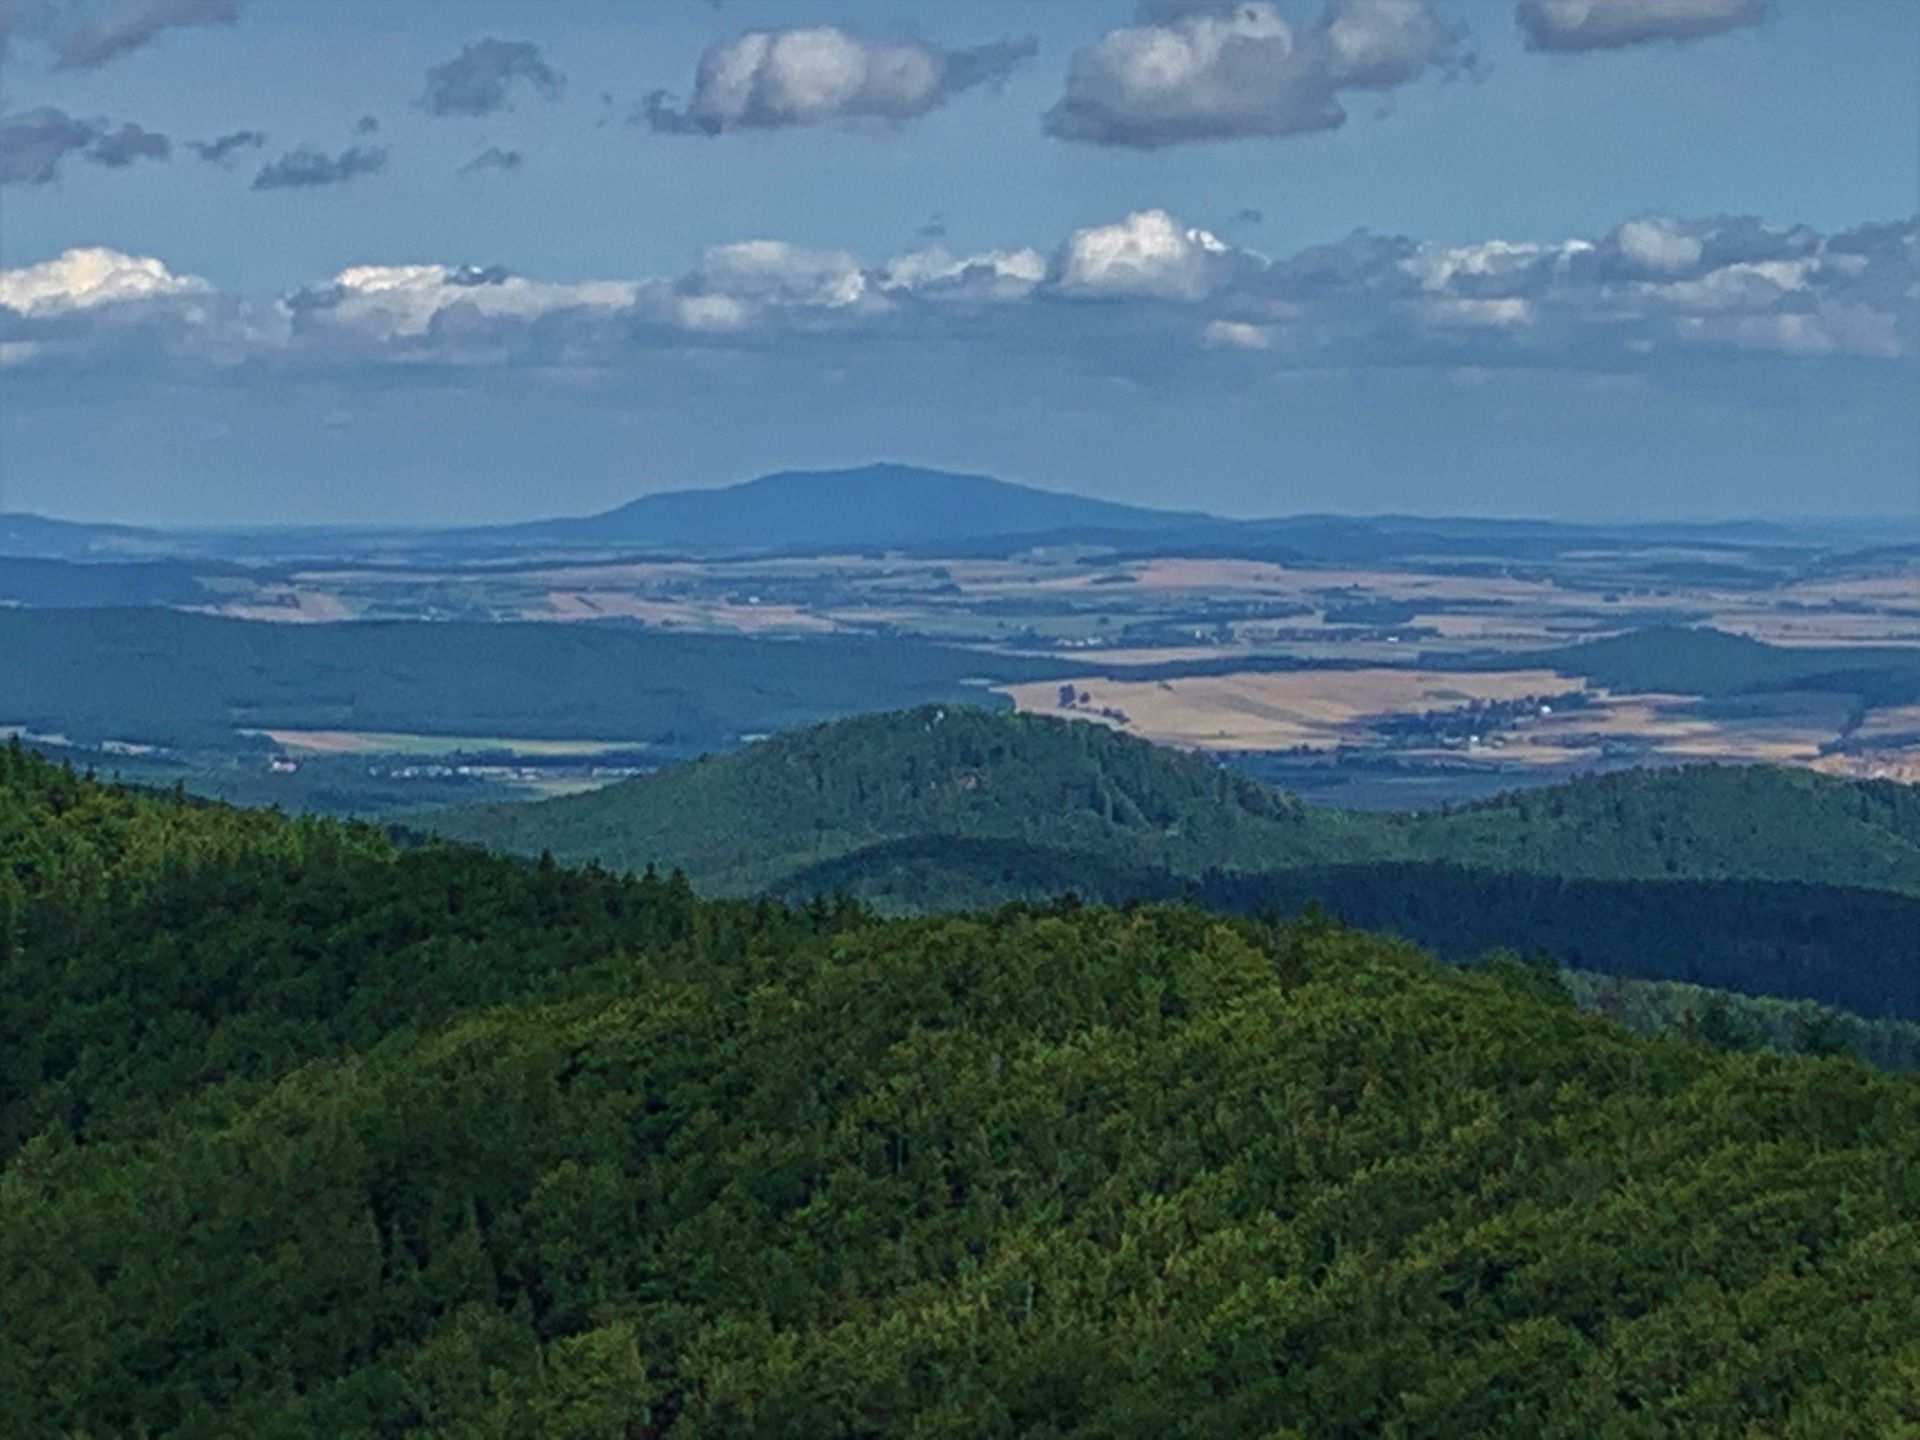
[643,26,1036,133]
[1517,0,1765,52]
[459,145,523,175]
[4,212,1912,377]
[1321,0,1470,88]
[1056,209,1234,300]
[881,246,1046,303]
[0,245,206,313]
[419,37,563,117]
[252,142,385,190]
[1046,0,1469,148]
[188,128,265,163]
[1614,215,1705,273]
[0,106,170,184]
[700,242,866,303]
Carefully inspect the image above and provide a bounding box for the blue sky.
[1,0,1916,525]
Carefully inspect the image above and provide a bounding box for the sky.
[0,0,1916,526]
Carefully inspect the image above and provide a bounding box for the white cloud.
[1615,216,1705,274]
[286,264,637,353]
[1045,0,1467,148]
[0,246,207,313]
[3,213,1910,375]
[880,246,1047,302]
[670,293,753,335]
[1517,0,1765,52]
[1322,0,1469,88]
[1056,209,1231,300]
[1404,238,1588,291]
[644,27,1035,133]
[688,241,870,309]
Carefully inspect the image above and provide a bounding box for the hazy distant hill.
[0,609,1055,753]
[0,513,165,560]
[1489,625,1920,701]
[492,462,1214,551]
[426,705,1920,898]
[0,556,230,609]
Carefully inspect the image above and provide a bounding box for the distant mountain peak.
[503,463,1216,553]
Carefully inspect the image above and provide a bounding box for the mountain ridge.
[424,703,1920,898]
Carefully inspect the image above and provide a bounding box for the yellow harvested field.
[999,667,1578,750]
[254,730,643,756]
[201,589,356,623]
[538,590,835,631]
[1816,750,1920,784]
[1707,611,1920,647]
[1853,705,1920,741]
[1514,697,1822,763]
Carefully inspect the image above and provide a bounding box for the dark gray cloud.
[251,142,386,191]
[459,145,523,175]
[643,26,1036,134]
[0,105,97,184]
[83,118,169,166]
[419,37,563,117]
[45,0,238,70]
[1517,0,1765,52]
[0,105,170,184]
[1046,0,1469,149]
[188,128,264,163]
[354,113,380,135]
[1233,207,1265,225]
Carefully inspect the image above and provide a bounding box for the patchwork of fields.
[4,517,1915,812]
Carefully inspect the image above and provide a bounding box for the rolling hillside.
[426,705,1920,898]
[771,841,1920,1019]
[4,741,1917,1435]
[426,707,1381,893]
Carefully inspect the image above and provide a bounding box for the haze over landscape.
[2,2,1918,1436]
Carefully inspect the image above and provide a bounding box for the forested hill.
[425,705,1920,898]
[4,740,1918,1435]
[425,706,1383,893]
[772,842,1920,1021]
[1389,761,1920,894]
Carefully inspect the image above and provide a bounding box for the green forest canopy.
[425,705,1920,899]
[3,740,1918,1436]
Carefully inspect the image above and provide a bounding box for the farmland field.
[5,515,1915,812]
